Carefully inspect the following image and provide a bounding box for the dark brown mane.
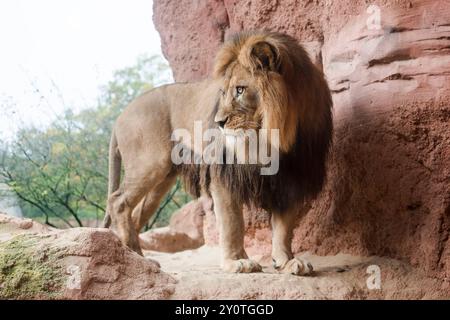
[178,118,332,213]
[177,30,333,213]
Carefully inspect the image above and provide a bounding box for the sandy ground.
[145,246,449,299]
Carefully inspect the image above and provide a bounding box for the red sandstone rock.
[0,212,53,241]
[58,228,175,300]
[1,213,448,299]
[153,0,450,283]
[0,213,175,299]
[139,198,207,252]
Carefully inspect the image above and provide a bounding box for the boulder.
[0,213,175,299]
[0,213,52,242]
[140,198,209,252]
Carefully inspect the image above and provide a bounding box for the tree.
[0,54,190,228]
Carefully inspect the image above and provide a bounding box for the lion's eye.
[219,89,225,97]
[235,86,246,96]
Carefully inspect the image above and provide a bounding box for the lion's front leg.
[271,208,313,276]
[210,182,262,273]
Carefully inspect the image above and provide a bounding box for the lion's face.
[212,31,332,153]
[214,63,262,133]
[212,36,294,152]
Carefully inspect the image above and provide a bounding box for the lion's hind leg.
[107,165,173,256]
[131,174,177,232]
[271,208,313,276]
[107,185,146,256]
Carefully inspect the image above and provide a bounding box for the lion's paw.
[276,258,313,276]
[222,259,262,273]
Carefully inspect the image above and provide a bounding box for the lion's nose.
[216,117,228,128]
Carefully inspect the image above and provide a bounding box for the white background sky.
[0,0,167,140]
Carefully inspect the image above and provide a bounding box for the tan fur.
[104,31,332,274]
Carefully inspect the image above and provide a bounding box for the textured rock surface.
[139,199,206,252]
[0,213,53,242]
[146,246,448,299]
[154,0,450,283]
[0,213,175,299]
[1,213,448,299]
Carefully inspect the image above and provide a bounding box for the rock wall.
[153,0,450,281]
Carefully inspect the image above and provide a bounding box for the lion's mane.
[180,31,333,212]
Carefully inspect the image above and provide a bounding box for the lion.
[103,30,333,275]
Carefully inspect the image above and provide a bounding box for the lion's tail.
[102,128,121,228]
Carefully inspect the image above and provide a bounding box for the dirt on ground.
[1,213,448,299]
[145,246,448,300]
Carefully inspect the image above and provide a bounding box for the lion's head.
[212,31,332,155]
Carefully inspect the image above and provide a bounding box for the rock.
[0,213,52,242]
[140,199,207,252]
[154,0,450,283]
[154,0,228,82]
[1,214,448,299]
[147,246,449,299]
[0,214,175,299]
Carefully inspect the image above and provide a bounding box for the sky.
[0,0,168,140]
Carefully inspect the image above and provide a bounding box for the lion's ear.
[250,41,280,72]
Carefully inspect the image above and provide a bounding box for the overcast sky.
[0,0,167,140]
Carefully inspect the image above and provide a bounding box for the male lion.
[104,31,333,275]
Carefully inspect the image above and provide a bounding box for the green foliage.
[100,54,170,112]
[0,54,191,228]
